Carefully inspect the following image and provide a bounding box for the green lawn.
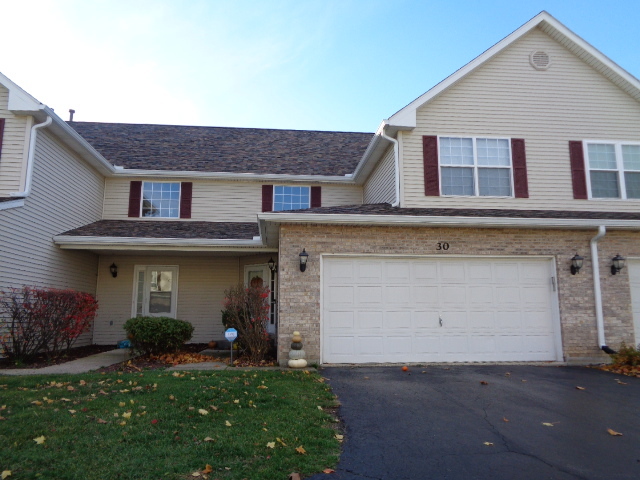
[0,369,341,479]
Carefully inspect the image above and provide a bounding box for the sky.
[1,0,639,133]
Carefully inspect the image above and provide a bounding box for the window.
[273,186,310,211]
[586,142,640,199]
[439,137,513,197]
[142,182,180,217]
[133,266,178,318]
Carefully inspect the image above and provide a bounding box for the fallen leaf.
[122,412,132,419]
[169,395,176,400]
[335,434,344,440]
[483,442,494,446]
[60,398,71,402]
[615,379,628,385]
[151,419,158,424]
[521,380,527,383]
[288,474,301,480]
[1,470,11,479]
[295,446,306,454]
[67,386,75,391]
[323,468,335,473]
[97,418,108,424]
[502,417,509,422]
[191,473,200,478]
[204,437,214,442]
[198,409,209,416]
[257,385,268,389]
[575,386,586,390]
[225,420,232,427]
[607,428,623,436]
[542,423,555,427]
[119,421,126,426]
[266,442,276,449]
[203,464,213,474]
[79,380,87,386]
[233,399,240,404]
[119,402,126,407]
[277,437,287,446]
[317,406,323,410]
[33,435,46,445]
[31,400,43,406]
[68,410,76,415]
[480,381,488,385]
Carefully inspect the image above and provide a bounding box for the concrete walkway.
[0,348,132,375]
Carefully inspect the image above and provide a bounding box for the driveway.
[309,365,640,480]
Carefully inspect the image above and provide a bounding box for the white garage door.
[322,256,561,363]
[628,260,640,346]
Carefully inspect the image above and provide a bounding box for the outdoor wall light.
[611,254,626,275]
[109,263,118,278]
[299,249,309,272]
[268,257,277,273]
[570,254,584,275]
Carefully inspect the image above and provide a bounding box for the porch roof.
[53,220,275,254]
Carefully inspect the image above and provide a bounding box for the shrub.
[611,343,640,367]
[0,286,98,363]
[221,283,270,363]
[123,316,194,355]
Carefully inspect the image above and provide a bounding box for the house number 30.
[436,242,450,251]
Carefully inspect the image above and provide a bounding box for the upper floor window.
[142,182,180,218]
[586,142,640,199]
[439,137,513,197]
[273,185,310,211]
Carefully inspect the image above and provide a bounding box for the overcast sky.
[1,0,638,133]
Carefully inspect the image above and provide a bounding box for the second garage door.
[322,256,561,363]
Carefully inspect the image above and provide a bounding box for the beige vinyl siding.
[364,145,395,204]
[103,179,363,220]
[93,255,239,345]
[402,27,640,212]
[0,130,105,346]
[0,85,32,196]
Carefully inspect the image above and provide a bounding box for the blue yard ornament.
[225,328,238,364]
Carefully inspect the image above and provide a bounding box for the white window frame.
[140,181,182,219]
[273,185,311,211]
[438,136,515,198]
[584,140,640,200]
[131,265,179,318]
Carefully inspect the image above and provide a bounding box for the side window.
[142,182,180,217]
[586,142,640,199]
[439,137,513,197]
[273,185,310,211]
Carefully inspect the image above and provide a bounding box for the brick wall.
[277,224,640,364]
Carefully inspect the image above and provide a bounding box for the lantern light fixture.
[268,257,277,273]
[299,249,309,272]
[570,253,584,275]
[611,254,626,275]
[109,263,118,278]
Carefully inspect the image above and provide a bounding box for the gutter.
[590,226,615,354]
[380,124,400,207]
[53,235,268,247]
[10,116,52,197]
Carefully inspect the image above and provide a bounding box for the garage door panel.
[323,257,559,363]
[356,286,383,305]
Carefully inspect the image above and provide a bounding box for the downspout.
[590,225,614,354]
[380,125,400,207]
[10,115,53,197]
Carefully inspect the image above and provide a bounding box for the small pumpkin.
[288,358,308,369]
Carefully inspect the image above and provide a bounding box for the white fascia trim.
[53,235,266,247]
[386,11,640,128]
[0,71,43,112]
[258,212,640,230]
[0,199,25,211]
[112,168,355,184]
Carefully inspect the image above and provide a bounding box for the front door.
[133,266,179,318]
[244,265,276,334]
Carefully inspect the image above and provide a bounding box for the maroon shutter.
[310,186,321,208]
[0,118,5,160]
[179,182,192,219]
[569,141,588,199]
[128,181,142,217]
[423,135,440,196]
[262,185,273,212]
[511,138,529,198]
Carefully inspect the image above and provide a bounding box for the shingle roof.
[272,203,640,220]
[67,122,373,176]
[59,220,259,239]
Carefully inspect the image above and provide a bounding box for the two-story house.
[2,11,640,365]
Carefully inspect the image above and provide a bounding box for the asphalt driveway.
[309,365,640,480]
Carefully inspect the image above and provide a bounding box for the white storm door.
[244,265,275,334]
[628,260,640,346]
[133,266,179,318]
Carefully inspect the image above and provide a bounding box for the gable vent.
[530,50,551,70]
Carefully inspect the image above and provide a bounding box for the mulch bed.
[0,344,115,370]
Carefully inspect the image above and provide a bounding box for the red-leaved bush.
[221,283,271,363]
[0,286,98,363]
